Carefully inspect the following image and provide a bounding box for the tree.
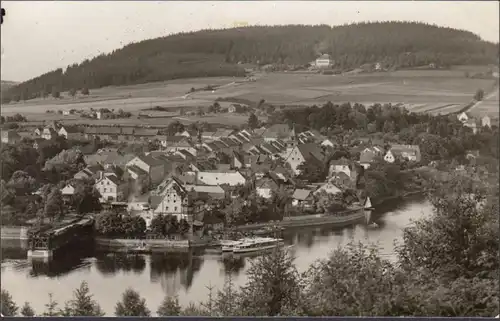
[95,211,124,237]
[69,88,77,97]
[1,289,18,316]
[248,113,259,129]
[42,293,60,316]
[6,170,37,196]
[81,87,90,95]
[303,242,417,316]
[157,295,181,316]
[61,281,104,316]
[238,248,302,316]
[73,179,102,214]
[296,157,327,183]
[20,302,35,317]
[474,88,485,101]
[115,288,151,316]
[43,187,65,221]
[396,178,498,280]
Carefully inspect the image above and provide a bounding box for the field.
[2,68,498,126]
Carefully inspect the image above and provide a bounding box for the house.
[85,150,135,169]
[328,158,352,177]
[359,146,384,168]
[481,115,491,128]
[228,104,245,113]
[1,130,21,144]
[153,177,192,220]
[183,184,226,200]
[195,171,246,186]
[201,210,225,231]
[34,127,43,136]
[126,154,166,185]
[256,178,279,199]
[58,125,82,139]
[284,143,325,175]
[321,139,335,148]
[457,112,469,123]
[262,124,295,143]
[313,182,342,196]
[95,173,124,202]
[133,128,159,141]
[74,164,104,180]
[384,145,421,163]
[330,172,353,189]
[41,127,58,140]
[384,150,396,163]
[315,54,333,68]
[464,119,479,134]
[291,189,315,209]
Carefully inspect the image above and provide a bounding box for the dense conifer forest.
[4,22,499,103]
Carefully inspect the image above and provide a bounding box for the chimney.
[99,171,104,181]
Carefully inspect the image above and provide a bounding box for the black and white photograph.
[0,1,499,317]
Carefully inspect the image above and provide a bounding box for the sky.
[1,1,499,82]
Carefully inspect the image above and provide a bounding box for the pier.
[27,216,94,259]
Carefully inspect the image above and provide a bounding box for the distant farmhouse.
[314,54,333,69]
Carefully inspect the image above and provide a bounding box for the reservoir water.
[1,194,432,315]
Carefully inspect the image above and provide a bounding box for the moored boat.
[232,237,284,254]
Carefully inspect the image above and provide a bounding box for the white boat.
[220,239,245,252]
[232,237,285,254]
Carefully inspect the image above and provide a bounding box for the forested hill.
[5,21,499,102]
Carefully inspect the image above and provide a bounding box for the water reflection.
[29,246,94,278]
[149,251,204,296]
[0,196,431,315]
[218,255,245,275]
[94,252,147,275]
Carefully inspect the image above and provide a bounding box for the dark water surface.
[1,194,432,315]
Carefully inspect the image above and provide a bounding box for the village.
[2,116,426,233]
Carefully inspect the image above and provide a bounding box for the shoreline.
[2,190,425,255]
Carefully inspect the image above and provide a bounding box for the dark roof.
[134,128,159,136]
[61,125,82,133]
[85,127,122,135]
[137,154,166,167]
[297,143,325,162]
[98,175,120,185]
[128,165,149,176]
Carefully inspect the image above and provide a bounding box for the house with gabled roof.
[58,125,83,139]
[1,130,22,145]
[95,172,125,202]
[74,164,104,180]
[283,143,326,175]
[133,128,159,140]
[384,144,421,163]
[42,127,58,140]
[126,154,166,185]
[153,177,192,220]
[358,146,385,169]
[328,158,352,177]
[256,178,280,199]
[291,189,315,209]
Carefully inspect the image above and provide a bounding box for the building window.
[103,188,107,192]
[174,206,178,212]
